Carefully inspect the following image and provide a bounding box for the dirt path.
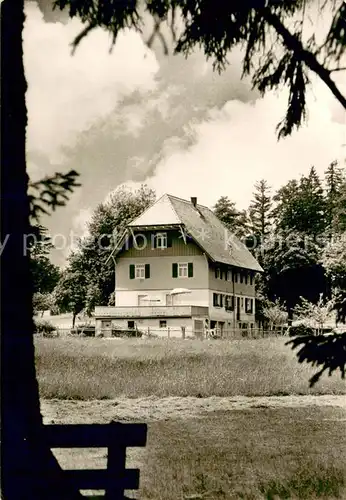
[41,395,346,424]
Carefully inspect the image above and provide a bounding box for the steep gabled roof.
[111,194,263,272]
[129,193,182,226]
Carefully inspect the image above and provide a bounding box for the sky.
[24,1,346,266]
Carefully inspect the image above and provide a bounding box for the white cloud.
[24,3,159,162]
[144,79,345,210]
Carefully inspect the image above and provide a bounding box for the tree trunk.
[1,2,83,498]
[72,311,77,329]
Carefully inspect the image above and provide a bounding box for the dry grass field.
[35,337,346,399]
[37,337,346,499]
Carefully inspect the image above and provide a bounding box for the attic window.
[156,233,167,249]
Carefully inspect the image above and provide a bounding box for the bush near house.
[34,319,57,337]
[288,324,315,337]
[111,328,143,338]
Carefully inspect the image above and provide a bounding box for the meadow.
[35,336,346,400]
[37,337,346,499]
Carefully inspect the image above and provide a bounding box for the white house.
[94,194,263,338]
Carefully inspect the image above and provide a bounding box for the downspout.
[110,255,116,305]
[232,269,236,330]
[203,252,210,338]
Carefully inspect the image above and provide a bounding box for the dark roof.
[110,194,263,272]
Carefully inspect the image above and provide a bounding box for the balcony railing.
[94,305,208,318]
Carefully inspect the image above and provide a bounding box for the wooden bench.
[43,422,147,499]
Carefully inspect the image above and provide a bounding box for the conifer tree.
[248,180,272,240]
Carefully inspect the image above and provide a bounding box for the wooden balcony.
[94,305,208,318]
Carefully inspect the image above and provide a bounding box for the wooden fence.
[42,326,288,339]
[43,422,147,499]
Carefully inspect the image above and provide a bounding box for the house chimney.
[191,197,197,207]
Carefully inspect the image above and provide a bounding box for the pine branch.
[262,7,346,110]
[29,170,81,223]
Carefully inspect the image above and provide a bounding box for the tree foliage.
[262,299,288,329]
[322,236,346,322]
[32,292,55,316]
[55,0,346,139]
[56,184,156,311]
[53,269,86,327]
[29,226,60,294]
[293,294,336,333]
[273,167,326,236]
[248,179,272,240]
[213,196,248,237]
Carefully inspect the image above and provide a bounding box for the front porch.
[94,305,209,338]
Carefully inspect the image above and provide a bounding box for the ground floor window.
[159,320,167,328]
[128,320,135,329]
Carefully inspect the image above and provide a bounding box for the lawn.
[38,337,346,498]
[35,337,346,400]
[46,404,346,499]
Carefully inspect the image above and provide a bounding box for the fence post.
[147,326,150,337]
[167,327,170,339]
[181,326,185,339]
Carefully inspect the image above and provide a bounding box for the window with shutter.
[172,263,178,278]
[134,264,145,279]
[145,264,150,279]
[188,262,193,277]
[167,232,172,247]
[178,263,188,278]
[220,294,223,307]
[129,264,135,279]
[213,293,218,307]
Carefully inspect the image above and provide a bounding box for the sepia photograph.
[2,0,346,499]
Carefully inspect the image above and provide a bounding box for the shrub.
[112,328,143,338]
[34,319,57,337]
[288,324,315,337]
[76,324,95,337]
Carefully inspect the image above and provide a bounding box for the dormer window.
[153,232,172,249]
[156,233,167,249]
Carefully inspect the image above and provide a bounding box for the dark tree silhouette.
[2,1,346,497]
[287,333,346,387]
[55,0,346,138]
[1,1,83,498]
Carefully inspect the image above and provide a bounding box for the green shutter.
[213,293,217,307]
[167,232,172,247]
[172,263,178,278]
[188,262,193,277]
[145,264,150,279]
[220,294,223,307]
[129,264,135,279]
